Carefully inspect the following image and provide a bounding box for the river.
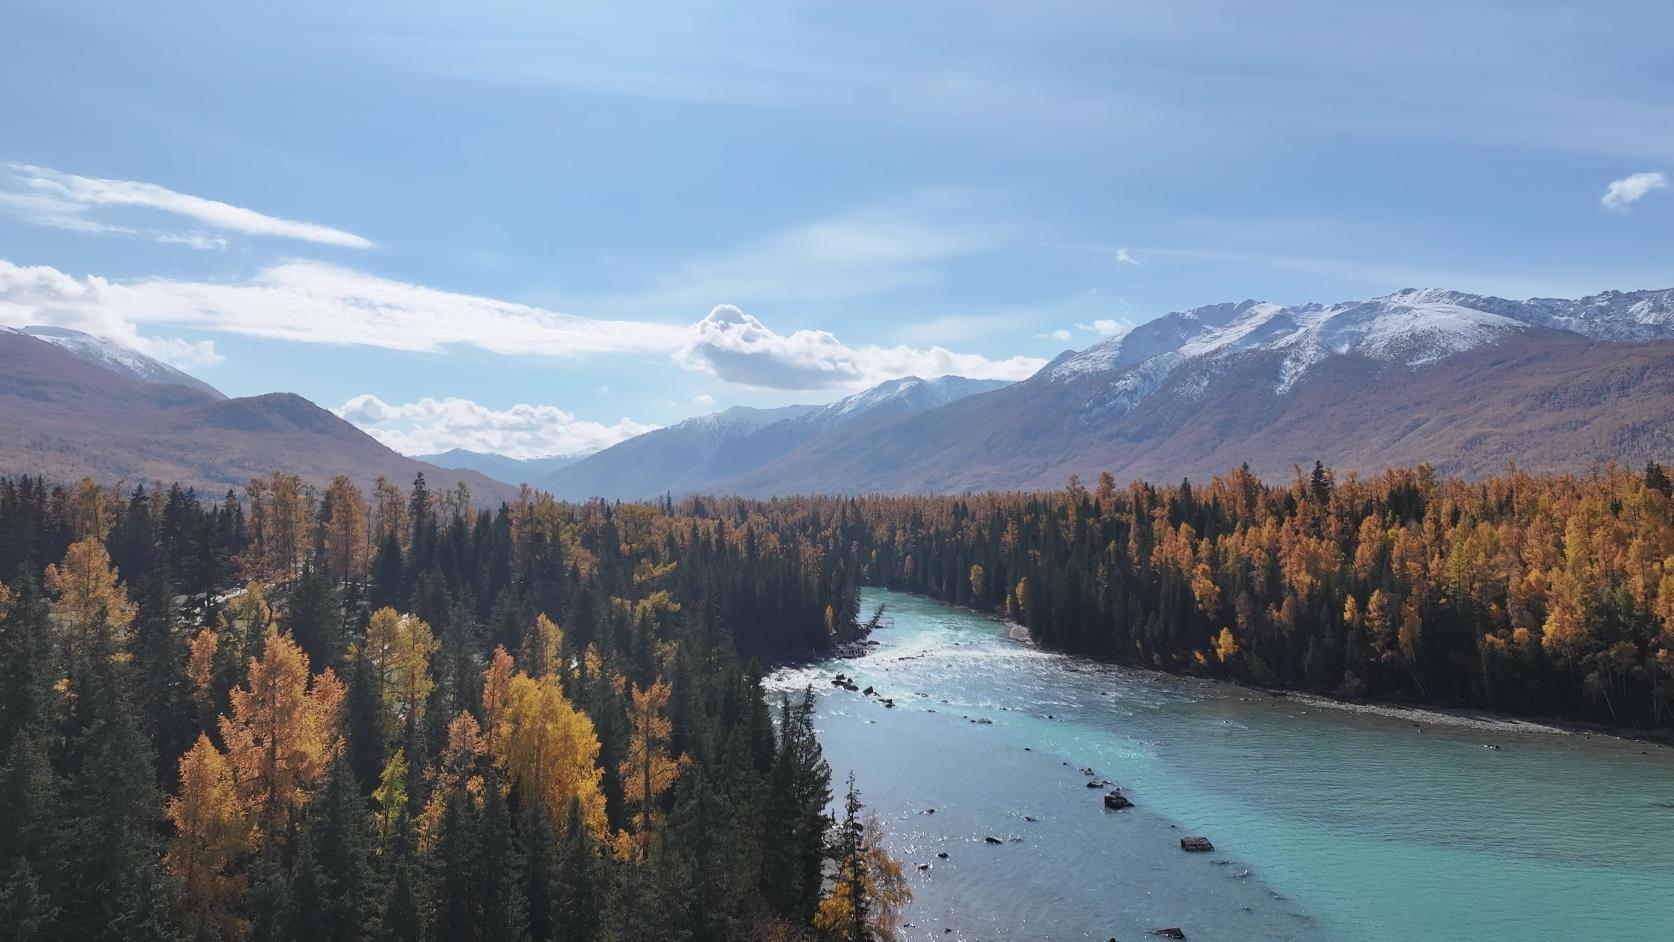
[765,588,1674,941]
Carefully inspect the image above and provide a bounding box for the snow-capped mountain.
[12,325,225,399]
[1044,287,1674,424]
[715,286,1674,496]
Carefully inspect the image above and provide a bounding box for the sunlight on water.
[769,589,1674,942]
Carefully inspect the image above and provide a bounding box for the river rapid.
[766,588,1674,941]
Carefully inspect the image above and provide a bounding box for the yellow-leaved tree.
[45,537,137,652]
[618,677,688,854]
[219,630,344,840]
[361,607,439,738]
[495,669,608,840]
[165,734,252,939]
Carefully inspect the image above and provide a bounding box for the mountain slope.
[12,325,226,399]
[717,288,1674,495]
[541,376,1008,500]
[415,448,586,486]
[0,329,511,499]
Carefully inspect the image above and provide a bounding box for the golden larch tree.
[218,630,345,840]
[361,607,439,738]
[323,475,370,583]
[618,677,688,852]
[45,537,137,651]
[165,734,252,939]
[495,671,608,840]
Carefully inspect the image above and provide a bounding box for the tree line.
[0,472,909,942]
[820,462,1674,728]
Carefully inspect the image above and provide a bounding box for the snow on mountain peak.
[1048,286,1674,418]
[16,325,225,399]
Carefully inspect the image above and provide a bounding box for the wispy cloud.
[677,303,1044,390]
[1077,319,1133,337]
[1601,171,1667,210]
[0,163,373,249]
[0,257,685,357]
[336,394,656,460]
[1114,247,1138,266]
[591,190,1012,316]
[0,257,1042,392]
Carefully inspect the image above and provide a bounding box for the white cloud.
[1114,247,1138,265]
[1601,171,1667,210]
[1040,328,1073,342]
[1,163,373,248]
[1077,318,1134,337]
[692,393,715,407]
[0,257,686,358]
[336,394,656,460]
[593,190,1010,316]
[677,303,1045,390]
[0,258,1043,392]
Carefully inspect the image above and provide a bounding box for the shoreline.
[877,588,1674,746]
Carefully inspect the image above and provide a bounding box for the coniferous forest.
[0,472,903,942]
[3,461,1673,940]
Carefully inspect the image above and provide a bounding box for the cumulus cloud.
[1040,328,1073,342]
[336,394,657,460]
[677,303,1046,390]
[1,163,373,248]
[1601,171,1667,210]
[1114,247,1138,265]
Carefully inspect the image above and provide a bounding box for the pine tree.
[761,688,829,922]
[297,754,377,942]
[59,616,169,941]
[551,799,606,942]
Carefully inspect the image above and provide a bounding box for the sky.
[2,0,1671,459]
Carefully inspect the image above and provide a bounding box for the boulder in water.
[1180,836,1214,852]
[983,835,1003,844]
[1104,791,1133,810]
[1152,929,1187,939]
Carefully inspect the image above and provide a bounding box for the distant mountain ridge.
[540,376,1009,500]
[415,448,586,486]
[0,327,511,500]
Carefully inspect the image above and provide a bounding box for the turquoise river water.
[766,589,1674,941]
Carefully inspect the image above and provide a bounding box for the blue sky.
[2,0,1670,458]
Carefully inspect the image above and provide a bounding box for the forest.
[832,462,1674,728]
[5,460,1673,941]
[0,473,907,942]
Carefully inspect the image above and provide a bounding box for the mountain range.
[533,286,1674,497]
[5,286,1672,500]
[0,326,510,500]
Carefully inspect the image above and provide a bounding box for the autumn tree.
[618,677,687,853]
[165,734,252,938]
[45,537,137,653]
[816,774,911,942]
[361,608,439,741]
[496,671,608,840]
[219,630,345,840]
[323,475,371,584]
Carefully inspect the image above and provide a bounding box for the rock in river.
[1103,791,1134,810]
[1179,836,1214,852]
